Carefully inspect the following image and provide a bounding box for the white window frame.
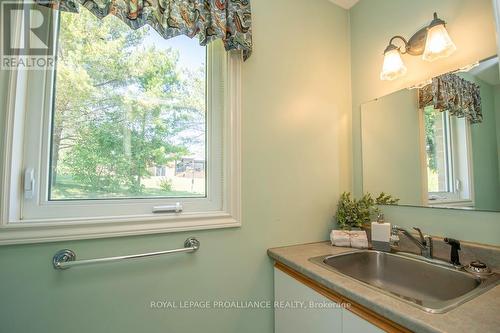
[420,108,474,206]
[0,9,241,245]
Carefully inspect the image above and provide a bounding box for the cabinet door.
[342,308,385,333]
[274,268,342,333]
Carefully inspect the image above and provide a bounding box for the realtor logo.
[1,0,55,69]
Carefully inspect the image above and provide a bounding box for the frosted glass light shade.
[422,24,456,62]
[380,49,407,81]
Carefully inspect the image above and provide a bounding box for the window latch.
[152,202,183,214]
[24,168,35,200]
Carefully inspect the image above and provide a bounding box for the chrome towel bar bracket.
[52,237,200,270]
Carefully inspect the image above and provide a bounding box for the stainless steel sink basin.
[310,250,499,313]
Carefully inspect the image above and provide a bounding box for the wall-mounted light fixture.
[380,12,457,81]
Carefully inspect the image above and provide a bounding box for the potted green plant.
[335,192,399,231]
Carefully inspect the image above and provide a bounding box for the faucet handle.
[391,225,400,235]
[390,225,400,247]
[444,238,461,266]
[390,234,400,247]
[424,234,433,257]
[413,227,426,244]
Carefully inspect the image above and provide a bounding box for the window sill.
[0,212,241,245]
[428,200,474,208]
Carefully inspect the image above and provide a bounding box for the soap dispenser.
[371,214,391,252]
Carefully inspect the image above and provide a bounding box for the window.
[0,8,241,244]
[50,10,207,201]
[155,166,167,178]
[422,106,473,205]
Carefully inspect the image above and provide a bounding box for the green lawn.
[51,175,201,200]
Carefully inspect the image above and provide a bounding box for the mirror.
[361,56,500,212]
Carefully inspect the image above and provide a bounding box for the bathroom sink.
[310,250,500,313]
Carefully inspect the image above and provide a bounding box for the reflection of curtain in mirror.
[418,73,482,124]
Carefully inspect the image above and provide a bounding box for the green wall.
[0,0,351,332]
[495,85,500,188]
[350,0,500,245]
[361,89,424,205]
[463,74,500,211]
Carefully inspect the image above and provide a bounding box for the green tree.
[424,107,438,172]
[52,9,205,197]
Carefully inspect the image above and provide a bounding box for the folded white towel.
[330,230,368,248]
[330,230,351,247]
[349,230,369,249]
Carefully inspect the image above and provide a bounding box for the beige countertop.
[267,242,500,333]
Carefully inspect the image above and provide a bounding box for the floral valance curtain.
[418,73,482,123]
[37,0,253,60]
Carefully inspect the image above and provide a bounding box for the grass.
[427,167,440,193]
[51,175,202,200]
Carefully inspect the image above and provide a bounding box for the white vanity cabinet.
[342,309,385,333]
[274,267,386,333]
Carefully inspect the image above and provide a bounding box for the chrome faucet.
[391,225,433,259]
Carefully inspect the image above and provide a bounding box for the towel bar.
[52,237,200,270]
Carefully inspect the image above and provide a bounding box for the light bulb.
[380,48,407,81]
[422,24,456,62]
